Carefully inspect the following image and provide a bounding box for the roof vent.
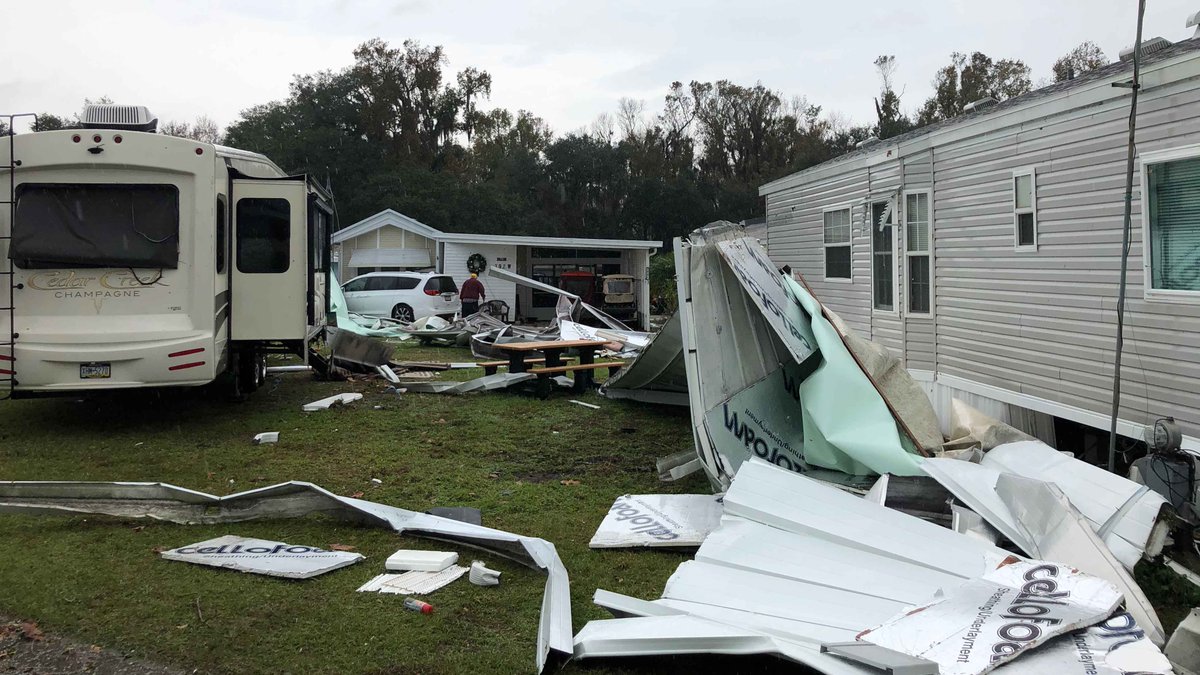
[80,104,158,132]
[963,97,998,114]
[855,136,881,149]
[1119,37,1172,62]
[1189,10,1200,37]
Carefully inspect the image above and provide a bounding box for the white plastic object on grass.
[252,432,279,445]
[385,549,458,572]
[470,560,501,586]
[357,566,468,595]
[301,393,363,411]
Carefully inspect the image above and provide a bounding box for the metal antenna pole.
[1108,0,1147,472]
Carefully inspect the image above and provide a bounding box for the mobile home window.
[823,207,852,279]
[1147,157,1200,292]
[11,183,179,269]
[871,200,895,311]
[236,198,290,274]
[905,192,931,314]
[1013,170,1037,249]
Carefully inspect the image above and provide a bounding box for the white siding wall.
[932,74,1200,438]
[765,66,1200,439]
[903,150,936,371]
[867,161,903,357]
[767,168,872,336]
[442,242,518,312]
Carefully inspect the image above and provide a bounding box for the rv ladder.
[0,114,36,400]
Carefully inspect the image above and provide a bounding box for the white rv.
[0,105,332,398]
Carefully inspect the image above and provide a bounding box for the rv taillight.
[114,135,123,143]
[195,147,203,155]
[71,134,81,143]
[168,361,205,371]
[424,289,439,296]
[92,134,102,143]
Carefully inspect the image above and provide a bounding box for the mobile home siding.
[762,44,1200,441]
[767,167,872,336]
[933,73,1200,438]
[866,161,904,358]
[902,150,936,371]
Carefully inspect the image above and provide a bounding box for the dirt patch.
[0,618,187,675]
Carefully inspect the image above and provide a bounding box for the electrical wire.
[1108,0,1147,473]
[125,267,164,286]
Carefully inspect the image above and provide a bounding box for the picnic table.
[493,339,623,397]
[495,339,609,373]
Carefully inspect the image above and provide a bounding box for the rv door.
[231,178,307,340]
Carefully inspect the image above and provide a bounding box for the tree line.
[10,39,1110,245]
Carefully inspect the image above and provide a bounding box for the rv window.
[310,206,329,272]
[11,183,179,269]
[236,198,290,274]
[216,196,227,274]
[605,278,633,294]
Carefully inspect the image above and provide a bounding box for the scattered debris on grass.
[252,432,279,445]
[357,566,469,595]
[470,561,501,586]
[0,480,572,673]
[301,393,363,411]
[385,550,458,572]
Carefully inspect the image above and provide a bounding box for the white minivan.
[341,271,461,322]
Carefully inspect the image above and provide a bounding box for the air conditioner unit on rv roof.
[80,104,158,132]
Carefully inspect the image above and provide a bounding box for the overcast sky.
[3,0,1197,135]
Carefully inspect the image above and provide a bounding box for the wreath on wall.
[467,253,488,274]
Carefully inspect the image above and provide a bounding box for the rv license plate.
[80,363,111,379]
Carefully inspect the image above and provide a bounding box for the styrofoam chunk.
[385,549,458,572]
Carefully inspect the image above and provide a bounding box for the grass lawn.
[0,341,788,674]
[2,340,1198,674]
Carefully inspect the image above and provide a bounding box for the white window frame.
[903,189,933,316]
[1012,166,1038,252]
[1140,143,1200,304]
[869,197,899,315]
[822,204,854,282]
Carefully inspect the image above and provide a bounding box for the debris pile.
[0,480,571,673]
[573,459,1176,674]
[572,222,1187,674]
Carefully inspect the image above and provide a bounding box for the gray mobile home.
[760,31,1200,452]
